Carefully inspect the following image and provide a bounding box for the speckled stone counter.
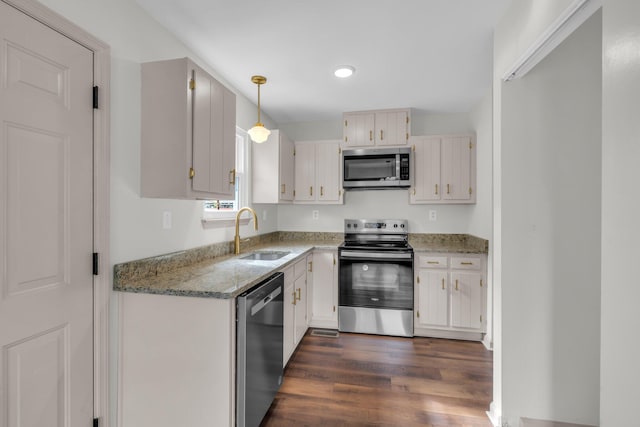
[113,232,342,299]
[113,231,487,299]
[409,233,488,254]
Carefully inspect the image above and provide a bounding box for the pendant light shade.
[248,75,271,143]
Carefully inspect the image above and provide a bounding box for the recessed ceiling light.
[334,65,355,78]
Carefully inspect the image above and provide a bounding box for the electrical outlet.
[312,210,319,220]
[262,210,267,221]
[428,210,437,221]
[162,211,172,230]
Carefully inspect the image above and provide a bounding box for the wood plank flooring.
[261,331,493,427]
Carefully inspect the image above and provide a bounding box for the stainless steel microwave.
[342,147,412,190]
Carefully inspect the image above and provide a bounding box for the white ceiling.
[134,0,511,124]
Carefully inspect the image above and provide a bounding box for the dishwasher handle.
[251,286,282,317]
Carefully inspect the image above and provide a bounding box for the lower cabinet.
[118,292,235,427]
[308,249,338,329]
[283,256,310,366]
[414,253,486,341]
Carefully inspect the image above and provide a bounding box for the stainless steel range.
[338,219,414,337]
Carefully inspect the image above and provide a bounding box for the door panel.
[0,2,94,426]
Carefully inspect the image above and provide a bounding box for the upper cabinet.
[140,57,236,199]
[343,109,410,146]
[252,129,295,204]
[410,134,476,204]
[294,140,343,204]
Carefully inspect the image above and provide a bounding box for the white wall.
[492,0,575,423]
[38,0,279,266]
[600,0,640,425]
[276,112,491,236]
[497,6,602,427]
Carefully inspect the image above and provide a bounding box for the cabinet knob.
[369,130,373,141]
[229,169,236,185]
[455,279,459,291]
[442,278,445,290]
[281,184,286,194]
[292,291,297,305]
[380,130,384,141]
[308,261,313,272]
[447,184,451,195]
[296,288,301,301]
[435,184,439,195]
[310,186,313,196]
[320,186,324,196]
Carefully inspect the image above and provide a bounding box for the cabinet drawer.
[294,258,307,279]
[451,256,482,270]
[418,255,448,269]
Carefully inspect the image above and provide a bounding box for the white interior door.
[0,2,94,426]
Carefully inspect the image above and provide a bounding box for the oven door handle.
[340,251,413,260]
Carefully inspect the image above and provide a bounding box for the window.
[202,127,248,222]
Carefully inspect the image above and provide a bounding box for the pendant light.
[247,75,271,143]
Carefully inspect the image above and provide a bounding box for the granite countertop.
[113,231,487,300]
[113,233,341,299]
[409,233,488,254]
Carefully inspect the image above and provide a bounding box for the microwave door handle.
[396,154,401,180]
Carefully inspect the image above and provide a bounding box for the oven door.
[339,249,413,310]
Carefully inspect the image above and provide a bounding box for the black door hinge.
[93,86,99,109]
[93,418,99,427]
[93,253,99,276]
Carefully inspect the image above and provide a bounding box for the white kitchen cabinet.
[252,129,294,203]
[283,258,309,366]
[409,134,476,204]
[140,57,236,199]
[450,271,483,330]
[343,109,410,146]
[294,140,343,204]
[414,253,486,341]
[309,250,338,329]
[118,292,235,427]
[283,264,295,365]
[416,270,448,328]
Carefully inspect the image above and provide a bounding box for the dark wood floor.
[262,331,493,427]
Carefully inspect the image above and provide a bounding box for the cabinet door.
[294,142,316,202]
[375,110,408,146]
[416,270,448,327]
[283,268,295,366]
[410,136,441,203]
[191,67,236,197]
[316,142,342,203]
[343,112,375,146]
[279,132,295,201]
[450,272,483,330]
[310,251,338,328]
[442,135,473,201]
[294,274,307,344]
[192,65,214,194]
[191,66,236,199]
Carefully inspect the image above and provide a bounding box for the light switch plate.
[312,210,319,220]
[428,210,437,221]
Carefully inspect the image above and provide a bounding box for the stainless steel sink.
[240,251,290,261]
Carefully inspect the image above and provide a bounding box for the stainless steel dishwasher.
[236,272,284,427]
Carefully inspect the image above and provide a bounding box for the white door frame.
[1,0,111,425]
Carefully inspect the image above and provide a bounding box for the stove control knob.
[382,223,386,228]
[401,224,405,228]
[354,224,358,228]
[347,224,351,228]
[393,224,398,228]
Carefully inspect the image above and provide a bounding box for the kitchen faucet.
[234,207,258,255]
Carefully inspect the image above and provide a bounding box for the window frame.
[201,127,249,224]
